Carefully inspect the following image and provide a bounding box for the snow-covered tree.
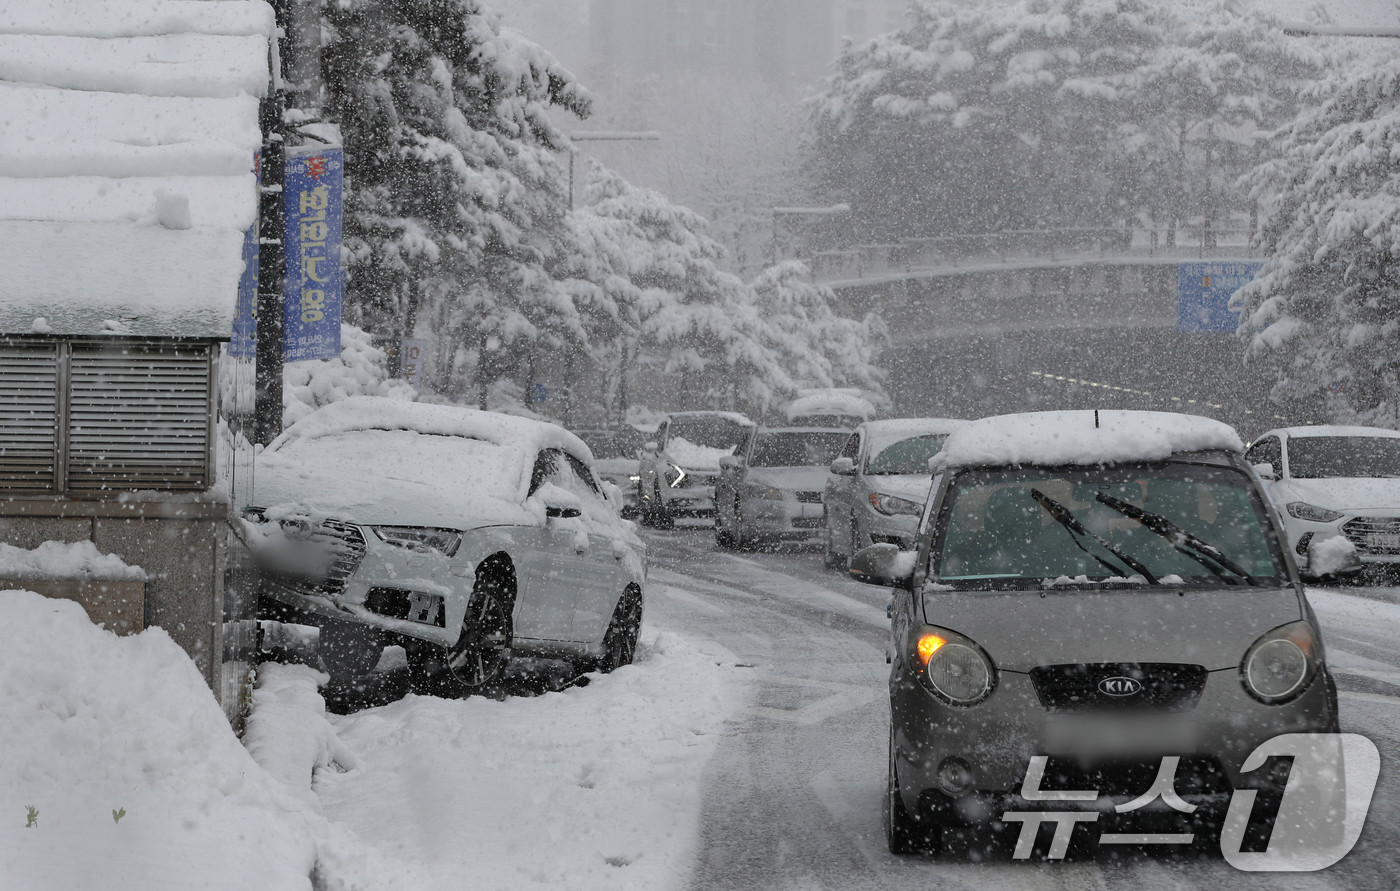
[811,0,1161,241]
[321,0,592,405]
[1232,62,1400,427]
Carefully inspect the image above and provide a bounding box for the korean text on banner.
[1177,262,1262,333]
[283,146,344,362]
[230,150,260,358]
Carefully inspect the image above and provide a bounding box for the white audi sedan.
[246,397,646,695]
[1246,425,1400,577]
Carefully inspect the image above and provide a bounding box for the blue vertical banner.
[283,145,344,362]
[1176,261,1263,332]
[229,150,260,358]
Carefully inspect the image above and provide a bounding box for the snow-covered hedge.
[283,323,416,428]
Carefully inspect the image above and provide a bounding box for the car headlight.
[914,626,995,705]
[372,526,463,557]
[869,492,921,516]
[1242,621,1319,703]
[748,485,785,501]
[1286,502,1345,523]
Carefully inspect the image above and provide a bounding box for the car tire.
[715,511,735,549]
[318,620,384,682]
[823,510,843,570]
[885,731,940,856]
[597,587,643,673]
[408,554,515,697]
[848,514,863,569]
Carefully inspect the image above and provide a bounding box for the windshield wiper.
[1029,489,1159,585]
[1094,493,1260,586]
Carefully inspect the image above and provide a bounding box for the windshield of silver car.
[1287,436,1400,479]
[866,434,948,475]
[749,432,850,467]
[933,462,1286,588]
[668,418,750,451]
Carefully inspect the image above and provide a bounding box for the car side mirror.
[546,506,582,520]
[848,543,910,587]
[1252,462,1278,481]
[830,456,856,476]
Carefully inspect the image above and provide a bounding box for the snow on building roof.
[937,410,1244,469]
[784,389,876,422]
[0,1,272,338]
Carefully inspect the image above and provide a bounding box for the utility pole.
[253,17,287,446]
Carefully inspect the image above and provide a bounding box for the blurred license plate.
[1042,716,1196,756]
[1367,533,1400,549]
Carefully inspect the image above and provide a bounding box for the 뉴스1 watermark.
[1004,734,1380,870]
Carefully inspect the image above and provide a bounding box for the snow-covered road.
[641,527,1400,891]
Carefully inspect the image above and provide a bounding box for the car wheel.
[848,514,863,568]
[715,508,735,549]
[885,730,940,856]
[318,620,384,682]
[408,554,515,696]
[597,587,643,673]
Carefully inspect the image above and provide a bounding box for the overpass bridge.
[803,228,1314,438]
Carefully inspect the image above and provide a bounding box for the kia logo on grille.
[1099,676,1143,697]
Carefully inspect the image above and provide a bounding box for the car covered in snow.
[847,410,1339,857]
[636,410,755,527]
[822,418,966,569]
[1246,425,1400,577]
[713,426,853,549]
[246,397,646,694]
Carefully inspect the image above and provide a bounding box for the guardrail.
[806,226,1257,283]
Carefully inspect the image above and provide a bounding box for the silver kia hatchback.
[850,410,1340,859]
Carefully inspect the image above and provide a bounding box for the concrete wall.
[0,501,255,725]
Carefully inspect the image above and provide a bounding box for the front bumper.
[891,662,1338,822]
[741,493,826,542]
[1286,509,1400,568]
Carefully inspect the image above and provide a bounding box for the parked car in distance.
[713,426,853,549]
[785,388,877,428]
[246,397,646,695]
[572,425,649,519]
[1246,425,1400,577]
[637,410,755,527]
[848,410,1339,858]
[823,418,966,569]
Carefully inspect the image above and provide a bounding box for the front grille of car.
[795,491,823,504]
[1342,517,1400,554]
[1028,755,1230,798]
[1030,663,1208,713]
[266,519,367,598]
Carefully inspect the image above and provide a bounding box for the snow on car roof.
[784,390,875,421]
[937,410,1244,469]
[1269,425,1400,439]
[256,398,598,529]
[666,410,754,426]
[267,396,594,463]
[0,0,271,338]
[862,417,966,452]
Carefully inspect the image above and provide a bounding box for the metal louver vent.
[66,344,212,491]
[0,343,59,490]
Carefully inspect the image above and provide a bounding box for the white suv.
[636,411,755,527]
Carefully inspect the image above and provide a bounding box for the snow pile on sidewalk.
[0,591,318,890]
[283,323,418,428]
[0,540,146,581]
[312,631,740,891]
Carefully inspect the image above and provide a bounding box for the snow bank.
[242,664,361,812]
[0,591,320,890]
[0,1,276,39]
[937,410,1244,469]
[313,630,741,891]
[283,323,417,428]
[0,540,145,581]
